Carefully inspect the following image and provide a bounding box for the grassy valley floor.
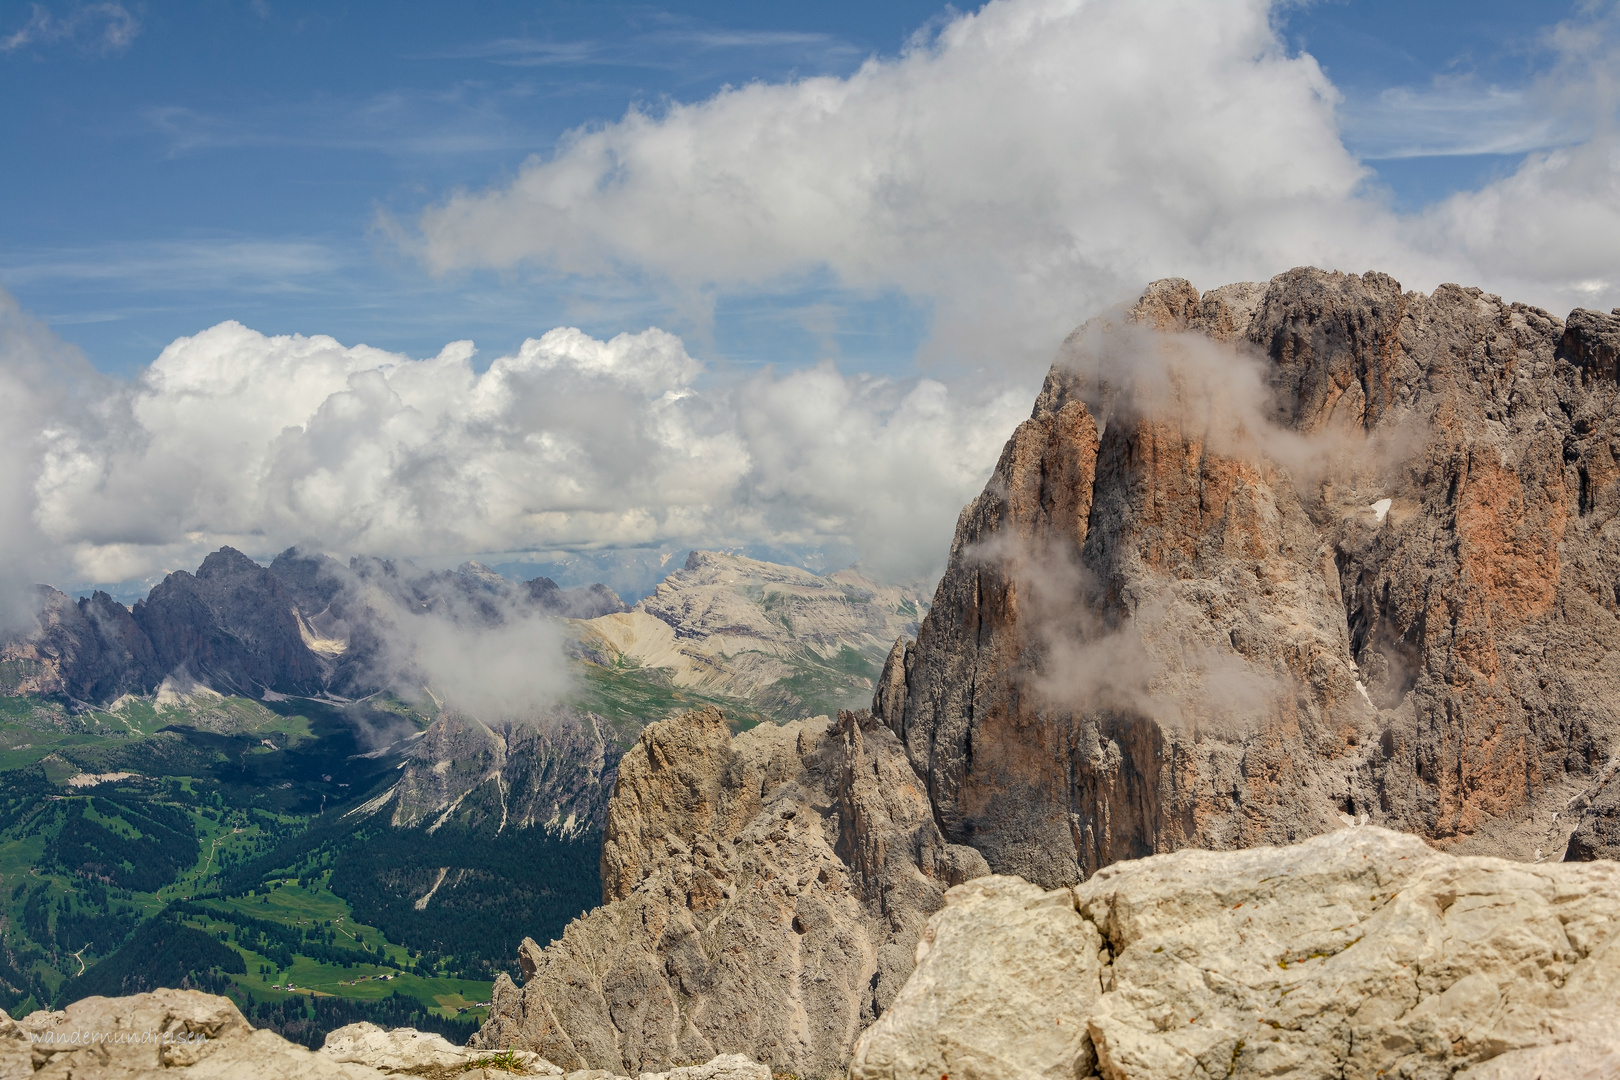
[0,693,507,1043]
[0,657,777,1045]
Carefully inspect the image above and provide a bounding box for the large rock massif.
[850,827,1620,1080]
[468,270,1620,1079]
[473,707,987,1079]
[875,268,1620,881]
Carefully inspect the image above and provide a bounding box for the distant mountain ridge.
[1,547,628,708]
[573,550,929,720]
[1,546,929,846]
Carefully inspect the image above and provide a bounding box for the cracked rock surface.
[850,826,1620,1080]
[0,988,385,1079]
[0,991,767,1079]
[473,706,987,1079]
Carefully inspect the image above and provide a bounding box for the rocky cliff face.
[472,707,987,1079]
[0,586,157,702]
[875,268,1620,883]
[849,826,1620,1080]
[380,709,618,837]
[135,546,330,696]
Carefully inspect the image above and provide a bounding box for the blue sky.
[0,0,1592,376]
[3,0,1618,596]
[3,1,950,374]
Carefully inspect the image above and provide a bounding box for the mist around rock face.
[876,267,1620,882]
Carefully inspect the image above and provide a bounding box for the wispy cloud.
[424,37,603,66]
[139,85,553,158]
[1338,3,1620,162]
[0,239,345,293]
[1,2,139,56]
[419,20,859,73]
[1341,81,1583,161]
[679,30,842,49]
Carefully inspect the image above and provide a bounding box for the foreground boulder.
[0,990,764,1079]
[0,988,385,1078]
[473,707,987,1078]
[851,827,1620,1080]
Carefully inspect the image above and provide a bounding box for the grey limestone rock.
[473,706,985,1079]
[1565,769,1620,861]
[321,1021,562,1076]
[134,546,329,696]
[850,826,1620,1080]
[1,987,387,1078]
[0,586,158,702]
[384,708,618,836]
[0,990,756,1079]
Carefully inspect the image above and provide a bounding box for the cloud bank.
[2,297,1026,592]
[11,0,1620,611]
[414,0,1620,365]
[0,294,107,627]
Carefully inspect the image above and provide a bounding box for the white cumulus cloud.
[6,297,1025,589]
[14,0,1620,604]
[411,0,1620,357]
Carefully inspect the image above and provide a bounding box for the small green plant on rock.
[465,1049,525,1073]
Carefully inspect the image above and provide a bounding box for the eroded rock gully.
[875,267,1620,883]
[472,706,987,1079]
[850,827,1620,1080]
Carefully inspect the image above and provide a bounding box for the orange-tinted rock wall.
[879,268,1620,882]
